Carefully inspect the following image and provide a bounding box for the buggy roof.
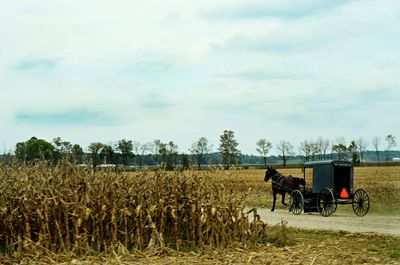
[303,160,353,168]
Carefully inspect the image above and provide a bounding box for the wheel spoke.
[356,206,361,215]
[361,203,368,211]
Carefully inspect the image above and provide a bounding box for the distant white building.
[97,164,116,169]
[393,157,400,162]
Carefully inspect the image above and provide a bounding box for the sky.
[1,0,399,155]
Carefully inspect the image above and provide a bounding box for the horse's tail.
[294,176,306,186]
[289,175,306,188]
[300,178,306,186]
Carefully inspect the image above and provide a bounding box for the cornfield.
[0,162,268,259]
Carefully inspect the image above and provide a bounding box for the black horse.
[264,166,305,212]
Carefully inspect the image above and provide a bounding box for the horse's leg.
[271,189,276,212]
[282,191,287,207]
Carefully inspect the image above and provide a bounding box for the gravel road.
[255,208,400,236]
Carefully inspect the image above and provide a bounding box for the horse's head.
[264,166,278,182]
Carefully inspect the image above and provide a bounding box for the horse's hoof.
[271,209,274,212]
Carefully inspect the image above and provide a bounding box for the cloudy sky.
[1,0,399,155]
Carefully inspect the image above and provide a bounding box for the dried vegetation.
[1,163,399,264]
[0,162,270,262]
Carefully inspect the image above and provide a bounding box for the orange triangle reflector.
[340,187,349,198]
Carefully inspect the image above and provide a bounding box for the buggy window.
[333,166,351,197]
[303,167,313,187]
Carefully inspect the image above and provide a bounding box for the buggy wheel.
[352,189,370,217]
[332,202,338,214]
[317,188,335,217]
[289,190,304,215]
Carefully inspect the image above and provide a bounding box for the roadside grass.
[5,228,399,265]
[390,249,400,258]
[288,228,400,263]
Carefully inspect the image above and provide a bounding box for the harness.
[271,174,301,193]
[271,174,287,190]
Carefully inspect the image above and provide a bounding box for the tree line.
[256,134,397,167]
[3,131,398,169]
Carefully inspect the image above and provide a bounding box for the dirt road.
[255,208,400,236]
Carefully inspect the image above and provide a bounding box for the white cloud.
[0,0,399,155]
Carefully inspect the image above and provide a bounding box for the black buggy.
[289,160,370,217]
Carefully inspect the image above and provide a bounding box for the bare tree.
[132,141,141,159]
[165,141,179,170]
[276,140,294,167]
[348,140,359,165]
[138,142,152,169]
[310,141,321,161]
[130,141,151,169]
[191,137,213,170]
[321,138,330,160]
[299,140,311,162]
[299,138,326,162]
[151,139,163,166]
[356,137,368,165]
[371,136,381,165]
[332,137,347,160]
[385,134,397,163]
[256,138,272,168]
[315,137,330,160]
